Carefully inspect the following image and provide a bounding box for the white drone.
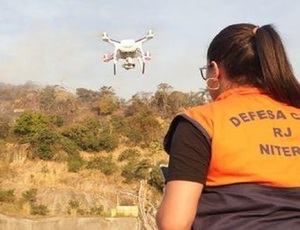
[101,30,154,75]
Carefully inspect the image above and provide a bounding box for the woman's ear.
[210,61,221,79]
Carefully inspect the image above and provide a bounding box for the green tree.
[61,123,98,151]
[151,83,173,118]
[33,128,59,160]
[168,91,188,115]
[124,110,163,147]
[39,86,56,112]
[12,112,66,160]
[61,117,119,152]
[76,88,100,103]
[186,89,211,107]
[124,92,152,116]
[96,86,119,115]
[13,112,50,141]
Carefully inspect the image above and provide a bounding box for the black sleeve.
[166,118,211,185]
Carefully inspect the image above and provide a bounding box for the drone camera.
[123,63,135,70]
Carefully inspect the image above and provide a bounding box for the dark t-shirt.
[166,118,211,185]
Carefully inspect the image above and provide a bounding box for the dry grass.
[0,144,165,218]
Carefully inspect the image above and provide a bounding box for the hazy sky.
[0,0,299,99]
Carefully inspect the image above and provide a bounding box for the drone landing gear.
[113,63,116,75]
[142,62,145,74]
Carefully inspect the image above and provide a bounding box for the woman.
[156,23,300,230]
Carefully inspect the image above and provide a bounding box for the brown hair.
[207,23,300,108]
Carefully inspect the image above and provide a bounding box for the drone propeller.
[147,29,154,39]
[145,51,151,61]
[102,32,109,42]
[102,32,120,43]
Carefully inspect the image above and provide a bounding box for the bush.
[13,112,64,161]
[121,161,136,182]
[122,110,163,147]
[36,143,54,160]
[67,155,85,173]
[61,124,93,151]
[68,199,80,209]
[22,188,37,204]
[118,148,141,162]
[13,112,55,143]
[30,204,49,215]
[58,136,79,157]
[90,205,104,216]
[0,189,15,202]
[121,159,151,183]
[67,199,86,215]
[134,159,151,179]
[98,132,119,152]
[61,119,119,152]
[148,166,164,192]
[86,154,117,176]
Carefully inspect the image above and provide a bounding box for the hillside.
[0,81,209,229]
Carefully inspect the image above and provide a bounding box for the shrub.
[30,204,49,215]
[0,189,15,202]
[121,159,151,183]
[13,112,54,143]
[61,124,92,151]
[148,166,164,192]
[68,199,80,209]
[22,188,37,204]
[67,155,85,173]
[121,161,136,182]
[134,159,151,180]
[98,131,119,152]
[122,110,163,147]
[86,154,117,176]
[36,143,54,160]
[118,148,141,162]
[90,205,104,216]
[67,199,86,215]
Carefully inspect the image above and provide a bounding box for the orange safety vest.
[182,87,300,187]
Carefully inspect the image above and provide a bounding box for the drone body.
[102,30,154,75]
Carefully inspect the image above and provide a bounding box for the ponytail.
[255,25,300,108]
[207,23,300,108]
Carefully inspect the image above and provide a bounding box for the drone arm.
[135,30,154,43]
[103,53,114,62]
[102,32,120,45]
[135,36,152,44]
[103,38,120,46]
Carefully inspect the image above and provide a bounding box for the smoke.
[0,28,101,92]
